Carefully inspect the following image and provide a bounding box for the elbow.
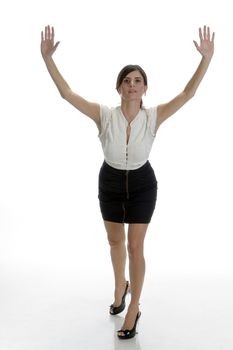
[184,88,195,100]
[61,92,67,99]
[57,88,66,99]
[60,90,65,98]
[60,88,71,100]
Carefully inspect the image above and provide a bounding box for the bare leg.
[104,221,127,306]
[118,223,149,334]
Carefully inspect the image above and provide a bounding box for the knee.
[127,242,144,260]
[108,236,125,248]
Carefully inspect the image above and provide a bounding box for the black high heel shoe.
[117,311,141,339]
[109,281,129,315]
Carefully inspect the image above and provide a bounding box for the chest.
[112,114,147,145]
[102,110,152,147]
[126,124,131,144]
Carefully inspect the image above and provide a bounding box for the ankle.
[128,302,140,311]
[115,280,127,289]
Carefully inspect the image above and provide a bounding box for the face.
[118,70,147,102]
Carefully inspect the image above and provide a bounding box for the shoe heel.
[117,311,141,339]
[109,281,129,315]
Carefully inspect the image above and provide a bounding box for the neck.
[121,101,141,122]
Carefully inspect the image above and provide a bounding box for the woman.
[40,25,214,339]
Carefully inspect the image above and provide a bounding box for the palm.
[41,25,59,57]
[194,26,215,59]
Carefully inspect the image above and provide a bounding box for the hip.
[98,160,157,196]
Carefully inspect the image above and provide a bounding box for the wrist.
[201,56,212,68]
[42,53,52,61]
[202,53,213,62]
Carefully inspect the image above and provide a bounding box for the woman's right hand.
[41,25,60,59]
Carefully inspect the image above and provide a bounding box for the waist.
[99,160,157,193]
[104,159,151,171]
[101,160,155,177]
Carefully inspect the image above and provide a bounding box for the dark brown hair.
[116,64,148,108]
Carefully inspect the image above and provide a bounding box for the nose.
[129,79,135,87]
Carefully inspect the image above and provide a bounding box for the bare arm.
[156,26,215,129]
[41,25,100,128]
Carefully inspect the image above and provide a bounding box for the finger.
[45,26,48,40]
[41,30,44,41]
[48,25,51,40]
[203,25,207,40]
[199,27,203,41]
[54,41,60,50]
[211,31,215,42]
[207,26,210,41]
[52,26,55,40]
[45,25,50,40]
[193,40,199,50]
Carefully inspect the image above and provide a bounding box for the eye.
[135,78,142,83]
[123,78,130,84]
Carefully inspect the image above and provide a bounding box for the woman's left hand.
[193,25,215,60]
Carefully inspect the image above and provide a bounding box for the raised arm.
[156,25,215,129]
[40,25,100,128]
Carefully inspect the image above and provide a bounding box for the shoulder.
[143,106,159,135]
[99,105,120,137]
[144,106,158,116]
[100,104,111,116]
[100,105,119,117]
[143,106,158,123]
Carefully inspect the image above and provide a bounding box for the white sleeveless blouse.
[98,105,158,170]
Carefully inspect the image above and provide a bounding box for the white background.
[0,0,232,276]
[0,1,233,349]
[1,0,232,276]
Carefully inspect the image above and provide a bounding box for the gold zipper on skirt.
[122,170,129,222]
[126,170,129,199]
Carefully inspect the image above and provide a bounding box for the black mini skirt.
[98,161,158,224]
